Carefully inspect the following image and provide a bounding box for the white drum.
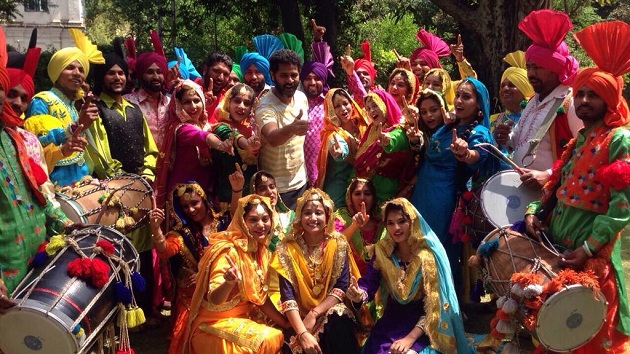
[480,170,541,228]
[535,284,607,352]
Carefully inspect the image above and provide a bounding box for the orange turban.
[572,21,630,127]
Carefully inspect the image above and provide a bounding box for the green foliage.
[34,50,54,94]
[0,0,21,22]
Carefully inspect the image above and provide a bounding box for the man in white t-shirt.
[256,49,309,209]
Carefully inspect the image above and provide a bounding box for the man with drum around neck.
[494,10,582,190]
[524,21,630,353]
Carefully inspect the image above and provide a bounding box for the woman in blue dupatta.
[409,77,500,280]
[347,198,473,354]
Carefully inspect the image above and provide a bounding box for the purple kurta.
[358,258,430,354]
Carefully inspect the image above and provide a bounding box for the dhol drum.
[480,227,607,352]
[56,173,153,233]
[0,225,140,354]
[465,170,541,244]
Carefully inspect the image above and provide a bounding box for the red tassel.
[461,190,474,203]
[448,208,465,240]
[36,240,48,253]
[67,258,91,278]
[115,349,135,354]
[96,240,115,256]
[91,258,111,288]
[596,159,630,190]
[28,157,48,186]
[461,215,473,225]
[459,232,471,243]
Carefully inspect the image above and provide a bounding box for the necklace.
[298,235,327,296]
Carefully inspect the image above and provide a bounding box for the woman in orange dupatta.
[272,188,361,354]
[315,88,369,208]
[183,195,289,354]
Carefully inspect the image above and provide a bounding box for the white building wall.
[3,0,85,51]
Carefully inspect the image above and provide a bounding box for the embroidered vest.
[556,125,616,213]
[96,101,145,174]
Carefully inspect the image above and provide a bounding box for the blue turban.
[300,61,329,92]
[240,52,272,85]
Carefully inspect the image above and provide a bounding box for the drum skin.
[56,173,153,233]
[480,226,561,298]
[0,225,140,354]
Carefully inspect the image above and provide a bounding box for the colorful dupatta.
[315,88,369,188]
[375,198,471,353]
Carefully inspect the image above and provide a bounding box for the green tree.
[0,0,21,22]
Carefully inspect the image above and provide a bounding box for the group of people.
[1,8,630,354]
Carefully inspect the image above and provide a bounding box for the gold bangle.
[310,309,320,318]
[297,330,309,341]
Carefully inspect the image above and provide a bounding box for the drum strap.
[521,97,564,167]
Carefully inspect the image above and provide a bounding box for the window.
[24,0,48,12]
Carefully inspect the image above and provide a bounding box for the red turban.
[409,29,449,69]
[519,9,579,86]
[572,21,630,127]
[6,68,35,99]
[135,52,168,78]
[353,40,377,86]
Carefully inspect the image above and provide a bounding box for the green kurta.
[528,124,630,334]
[0,128,67,295]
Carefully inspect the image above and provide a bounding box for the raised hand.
[329,134,343,158]
[340,44,355,75]
[450,129,469,160]
[346,276,366,303]
[401,96,418,125]
[449,34,465,62]
[216,131,235,156]
[246,135,261,155]
[228,163,245,193]
[352,201,369,228]
[310,19,326,41]
[493,120,513,146]
[377,122,390,147]
[78,94,99,128]
[223,253,242,284]
[290,109,309,136]
[61,124,88,157]
[167,56,182,86]
[405,114,424,146]
[393,49,411,71]
[204,78,216,106]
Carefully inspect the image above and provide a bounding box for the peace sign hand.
[377,122,390,147]
[405,115,424,146]
[204,78,216,106]
[223,253,242,284]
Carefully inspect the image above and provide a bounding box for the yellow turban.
[500,51,534,99]
[47,29,104,83]
[47,47,89,83]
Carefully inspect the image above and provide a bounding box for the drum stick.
[474,143,525,174]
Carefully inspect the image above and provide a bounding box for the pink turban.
[519,9,579,85]
[135,52,168,78]
[409,29,449,69]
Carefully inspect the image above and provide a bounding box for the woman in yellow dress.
[272,188,360,354]
[183,194,289,354]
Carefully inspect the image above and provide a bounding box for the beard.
[276,83,297,98]
[141,78,163,93]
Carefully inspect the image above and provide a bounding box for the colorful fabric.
[364,198,472,353]
[183,195,283,354]
[7,68,34,98]
[24,88,89,186]
[424,68,455,107]
[316,88,369,195]
[124,88,170,149]
[300,61,329,92]
[304,94,325,186]
[390,68,420,107]
[410,29,450,69]
[519,9,579,86]
[135,52,168,83]
[354,40,377,88]
[501,50,534,100]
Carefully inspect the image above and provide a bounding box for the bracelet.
[415,315,426,331]
[297,330,309,341]
[309,309,320,318]
[232,188,244,193]
[582,241,594,258]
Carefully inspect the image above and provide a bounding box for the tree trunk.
[277,0,305,43]
[431,0,550,111]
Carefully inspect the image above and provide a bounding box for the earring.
[477,110,483,117]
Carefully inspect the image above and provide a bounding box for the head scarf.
[519,9,579,86]
[232,63,243,82]
[375,198,469,353]
[48,29,104,83]
[93,52,129,95]
[249,170,291,213]
[423,68,454,107]
[458,77,491,129]
[365,89,402,127]
[289,188,336,238]
[184,194,278,351]
[409,29,450,69]
[7,68,35,99]
[154,80,208,209]
[215,83,255,126]
[300,61,329,93]
[240,52,272,86]
[389,68,420,106]
[416,88,448,133]
[316,88,370,188]
[353,40,377,87]
[572,21,630,127]
[168,182,219,261]
[501,50,534,100]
